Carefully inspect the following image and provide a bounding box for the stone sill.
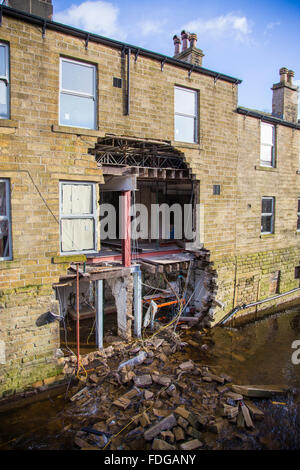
[255,165,278,172]
[260,233,275,238]
[52,254,87,264]
[52,124,104,138]
[0,119,18,128]
[172,141,200,150]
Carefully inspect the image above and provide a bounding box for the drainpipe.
[219,287,300,326]
[125,47,131,115]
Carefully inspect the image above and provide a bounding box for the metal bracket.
[232,79,239,89]
[214,74,220,85]
[134,48,140,63]
[85,33,90,49]
[42,20,47,39]
[161,57,166,71]
[188,65,194,78]
[121,45,126,58]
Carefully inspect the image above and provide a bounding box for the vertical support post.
[122,190,131,267]
[76,264,80,370]
[133,268,142,338]
[95,280,104,349]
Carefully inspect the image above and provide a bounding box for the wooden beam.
[89,267,132,281]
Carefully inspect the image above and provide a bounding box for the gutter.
[218,287,300,326]
[0,5,242,86]
[237,107,300,130]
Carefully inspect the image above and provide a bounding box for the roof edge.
[0,5,242,85]
[237,106,300,130]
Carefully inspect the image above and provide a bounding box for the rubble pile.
[57,330,281,450]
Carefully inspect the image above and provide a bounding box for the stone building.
[0,1,299,396]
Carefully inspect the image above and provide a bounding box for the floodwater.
[0,307,300,450]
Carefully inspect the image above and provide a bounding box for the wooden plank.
[140,261,156,274]
[89,267,132,281]
[231,384,289,398]
[142,255,193,265]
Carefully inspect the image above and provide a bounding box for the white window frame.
[0,178,12,261]
[0,42,9,120]
[261,196,275,234]
[174,86,198,143]
[260,122,275,167]
[297,198,300,232]
[59,181,97,255]
[59,57,97,130]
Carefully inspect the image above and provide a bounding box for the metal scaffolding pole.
[95,279,104,349]
[132,266,142,338]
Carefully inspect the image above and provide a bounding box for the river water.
[0,307,300,450]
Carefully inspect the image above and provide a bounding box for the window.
[59,58,96,129]
[60,182,97,253]
[297,198,300,231]
[0,42,9,119]
[174,86,197,143]
[261,197,275,234]
[260,122,275,167]
[0,179,12,260]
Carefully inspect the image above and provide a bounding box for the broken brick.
[144,414,177,441]
[152,439,176,450]
[180,439,203,450]
[133,374,152,387]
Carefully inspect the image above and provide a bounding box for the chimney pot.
[181,30,189,51]
[287,70,295,85]
[173,35,181,55]
[279,67,288,83]
[189,33,197,48]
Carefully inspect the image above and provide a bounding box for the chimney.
[189,33,197,48]
[272,67,299,123]
[181,30,189,51]
[173,35,181,56]
[173,31,204,67]
[7,0,53,20]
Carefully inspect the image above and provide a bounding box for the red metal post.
[122,190,131,267]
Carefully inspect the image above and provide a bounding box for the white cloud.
[54,1,126,40]
[138,19,167,36]
[264,21,280,33]
[183,12,252,43]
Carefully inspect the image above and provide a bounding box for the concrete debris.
[244,400,264,421]
[118,351,147,371]
[144,414,177,441]
[56,329,278,451]
[179,360,194,371]
[241,403,255,429]
[179,439,203,450]
[152,438,176,450]
[133,375,152,387]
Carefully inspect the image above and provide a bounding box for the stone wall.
[0,13,300,395]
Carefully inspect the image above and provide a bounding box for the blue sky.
[53,0,300,115]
